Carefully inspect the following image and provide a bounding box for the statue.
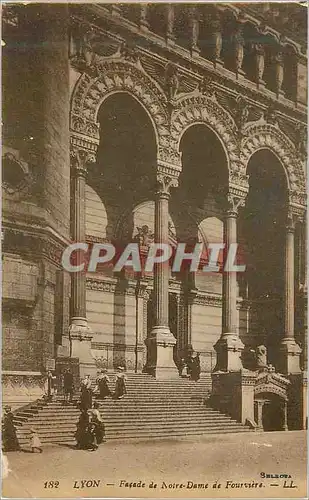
[250,344,268,371]
[133,225,154,247]
[165,63,179,102]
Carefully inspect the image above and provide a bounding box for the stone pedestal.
[287,372,307,430]
[214,333,244,372]
[211,370,257,424]
[69,317,96,378]
[146,327,178,379]
[279,339,302,375]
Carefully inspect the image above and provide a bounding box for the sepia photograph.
[1,1,307,498]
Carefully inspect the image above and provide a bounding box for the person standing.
[114,367,127,399]
[63,368,74,405]
[75,409,90,450]
[2,406,20,451]
[96,369,111,399]
[46,371,57,401]
[191,352,201,381]
[89,402,106,445]
[29,428,42,453]
[80,374,92,410]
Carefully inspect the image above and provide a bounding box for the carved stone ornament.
[171,94,239,187]
[156,173,179,196]
[133,225,154,247]
[234,96,250,135]
[164,62,179,102]
[295,123,307,161]
[70,146,96,177]
[226,189,247,216]
[241,123,306,208]
[70,61,171,166]
[198,76,215,98]
[2,152,32,198]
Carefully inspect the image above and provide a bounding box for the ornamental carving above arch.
[241,123,306,208]
[70,59,181,169]
[170,95,247,190]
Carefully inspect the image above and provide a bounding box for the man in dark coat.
[63,369,74,404]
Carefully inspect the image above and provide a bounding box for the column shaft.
[71,168,86,319]
[222,214,237,333]
[279,212,301,374]
[284,227,294,340]
[154,193,169,328]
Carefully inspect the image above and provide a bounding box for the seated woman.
[114,367,127,399]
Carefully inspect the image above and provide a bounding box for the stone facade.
[2,3,307,418]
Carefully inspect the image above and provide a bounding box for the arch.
[241,123,306,206]
[171,95,240,185]
[70,60,172,165]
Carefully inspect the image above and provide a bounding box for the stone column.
[214,192,246,372]
[166,4,175,45]
[140,4,149,31]
[274,49,285,99]
[190,6,200,57]
[69,147,96,377]
[253,42,266,89]
[279,210,301,374]
[231,22,245,79]
[145,173,179,378]
[208,9,223,68]
[135,279,148,372]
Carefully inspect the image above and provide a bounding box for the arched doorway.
[170,124,229,371]
[243,149,288,367]
[87,92,157,371]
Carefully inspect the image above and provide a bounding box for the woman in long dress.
[114,367,127,399]
[80,375,92,410]
[2,406,20,451]
[89,402,105,445]
[96,369,111,399]
[75,409,91,449]
[190,352,201,381]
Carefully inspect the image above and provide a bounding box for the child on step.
[30,428,42,453]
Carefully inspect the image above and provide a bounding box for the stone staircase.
[13,373,252,446]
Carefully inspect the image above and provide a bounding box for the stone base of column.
[211,370,257,424]
[256,78,266,90]
[287,372,307,430]
[278,338,301,375]
[213,333,244,372]
[69,317,96,378]
[213,58,224,69]
[144,326,179,379]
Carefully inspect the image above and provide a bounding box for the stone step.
[12,373,250,444]
[17,422,248,439]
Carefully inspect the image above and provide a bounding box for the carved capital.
[70,146,96,177]
[226,190,247,216]
[287,206,306,230]
[156,174,178,197]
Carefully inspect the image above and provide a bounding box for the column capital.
[70,146,96,177]
[226,190,247,217]
[287,206,306,231]
[156,173,178,197]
